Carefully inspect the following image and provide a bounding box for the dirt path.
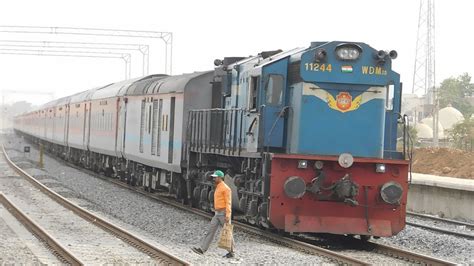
[412,148,474,179]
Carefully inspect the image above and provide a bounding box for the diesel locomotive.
[14,41,409,238]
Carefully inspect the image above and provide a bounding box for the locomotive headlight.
[298,160,308,169]
[375,163,386,173]
[335,44,362,61]
[380,181,403,205]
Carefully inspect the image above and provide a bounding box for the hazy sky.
[0,0,472,105]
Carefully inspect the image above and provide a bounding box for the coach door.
[65,104,70,145]
[261,58,288,148]
[85,102,92,150]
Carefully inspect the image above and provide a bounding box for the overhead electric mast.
[412,0,438,146]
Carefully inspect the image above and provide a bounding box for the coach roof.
[142,71,212,95]
[90,77,142,100]
[69,88,99,104]
[125,74,168,95]
[42,95,71,109]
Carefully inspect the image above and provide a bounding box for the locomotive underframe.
[186,150,271,227]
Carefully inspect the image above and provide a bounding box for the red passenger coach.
[268,154,409,237]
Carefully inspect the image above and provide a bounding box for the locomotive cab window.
[248,76,260,110]
[265,74,284,105]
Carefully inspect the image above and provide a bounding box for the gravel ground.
[0,203,61,265]
[0,154,157,264]
[3,138,329,265]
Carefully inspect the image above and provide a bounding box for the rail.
[370,241,455,265]
[407,211,474,239]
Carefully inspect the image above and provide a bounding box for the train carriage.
[68,89,96,151]
[51,96,70,148]
[120,72,214,190]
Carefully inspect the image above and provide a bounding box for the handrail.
[187,108,247,156]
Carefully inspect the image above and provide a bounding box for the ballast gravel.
[0,203,62,264]
[373,221,474,264]
[0,152,157,264]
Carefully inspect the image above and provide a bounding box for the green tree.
[438,73,474,119]
[448,118,474,151]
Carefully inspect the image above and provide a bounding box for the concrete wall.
[407,173,474,221]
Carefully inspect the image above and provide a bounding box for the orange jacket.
[214,181,232,219]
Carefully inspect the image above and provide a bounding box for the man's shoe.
[223,252,234,258]
[191,247,204,255]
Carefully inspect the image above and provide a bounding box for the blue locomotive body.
[191,41,409,236]
[219,41,402,159]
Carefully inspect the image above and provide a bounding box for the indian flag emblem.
[341,65,353,73]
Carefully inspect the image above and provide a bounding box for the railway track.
[0,193,82,265]
[1,145,189,266]
[368,242,455,265]
[407,211,474,239]
[29,148,457,265]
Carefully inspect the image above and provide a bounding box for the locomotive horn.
[375,50,386,60]
[389,50,398,59]
[315,49,327,62]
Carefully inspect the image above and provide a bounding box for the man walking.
[192,170,235,258]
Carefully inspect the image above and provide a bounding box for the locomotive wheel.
[104,167,114,177]
[191,186,200,208]
[174,177,186,203]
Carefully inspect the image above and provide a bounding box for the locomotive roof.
[226,47,306,70]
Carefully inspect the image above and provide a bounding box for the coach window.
[265,74,284,105]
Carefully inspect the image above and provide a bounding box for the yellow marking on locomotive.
[361,66,387,76]
[304,63,332,72]
[327,92,362,113]
[303,83,386,113]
